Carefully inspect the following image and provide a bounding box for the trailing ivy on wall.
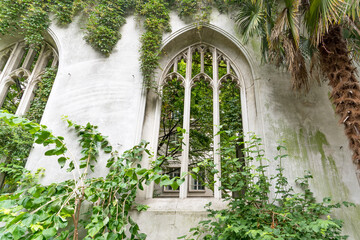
[137,0,171,87]
[0,0,232,87]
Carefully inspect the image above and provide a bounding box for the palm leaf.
[305,0,347,45]
[235,0,267,43]
[346,0,360,21]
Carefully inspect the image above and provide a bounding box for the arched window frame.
[149,43,245,199]
[0,40,58,116]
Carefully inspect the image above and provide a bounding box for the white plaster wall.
[17,9,360,240]
[26,15,144,182]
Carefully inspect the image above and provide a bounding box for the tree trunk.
[318,25,360,181]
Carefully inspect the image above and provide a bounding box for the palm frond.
[343,26,360,62]
[285,0,301,47]
[235,0,267,43]
[271,0,300,47]
[346,0,360,21]
[305,0,347,45]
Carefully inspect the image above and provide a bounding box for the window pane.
[189,78,213,193]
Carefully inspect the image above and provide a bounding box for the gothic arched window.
[0,41,58,117]
[154,43,242,198]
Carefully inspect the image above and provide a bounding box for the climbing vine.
[137,0,171,87]
[0,0,233,87]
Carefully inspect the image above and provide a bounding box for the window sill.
[136,198,228,212]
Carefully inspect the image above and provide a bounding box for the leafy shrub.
[180,134,353,240]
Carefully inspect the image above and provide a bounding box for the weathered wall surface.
[20,9,360,240]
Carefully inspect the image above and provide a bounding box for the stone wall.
[20,9,360,240]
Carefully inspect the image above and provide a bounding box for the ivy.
[50,0,76,25]
[0,111,185,240]
[137,0,171,88]
[0,0,234,88]
[84,0,127,56]
[26,67,57,123]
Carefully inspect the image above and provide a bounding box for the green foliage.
[0,0,236,88]
[177,0,198,18]
[26,68,57,123]
[137,0,171,88]
[182,134,353,240]
[84,0,127,56]
[0,121,33,193]
[0,112,185,239]
[0,66,56,192]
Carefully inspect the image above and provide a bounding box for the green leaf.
[192,167,200,173]
[11,225,26,240]
[135,168,147,175]
[176,178,185,186]
[136,204,149,212]
[42,227,57,239]
[57,157,67,168]
[160,176,173,187]
[170,180,179,190]
[104,146,112,153]
[87,222,104,238]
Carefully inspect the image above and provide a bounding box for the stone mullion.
[212,48,221,199]
[200,50,204,73]
[0,42,22,107]
[179,47,192,199]
[173,58,178,73]
[16,45,46,116]
[226,60,230,75]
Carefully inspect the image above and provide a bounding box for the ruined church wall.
[20,10,360,240]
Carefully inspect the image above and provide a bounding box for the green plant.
[0,0,230,88]
[137,0,171,88]
[0,121,33,193]
[26,67,57,123]
[180,134,354,240]
[0,111,185,240]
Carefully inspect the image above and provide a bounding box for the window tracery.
[0,41,58,116]
[154,43,242,199]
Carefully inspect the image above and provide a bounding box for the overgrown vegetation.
[181,134,354,240]
[0,111,185,240]
[0,0,230,88]
[0,111,353,239]
[26,67,57,123]
[0,0,359,239]
[0,66,57,193]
